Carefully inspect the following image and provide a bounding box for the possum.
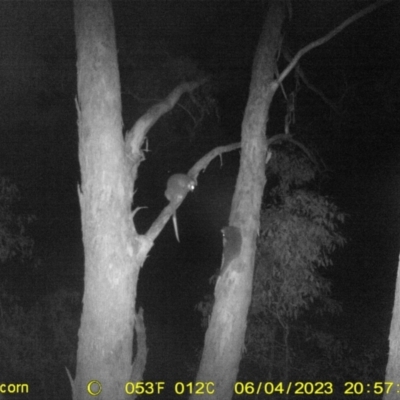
[164,174,196,242]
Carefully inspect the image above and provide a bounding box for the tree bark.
[192,2,284,399]
[72,2,208,399]
[72,1,140,399]
[384,253,400,399]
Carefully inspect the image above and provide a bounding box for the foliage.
[252,147,345,320]
[0,287,80,399]
[266,146,316,197]
[0,176,35,265]
[197,147,345,337]
[240,324,384,396]
[294,329,383,383]
[253,189,345,319]
[240,146,346,381]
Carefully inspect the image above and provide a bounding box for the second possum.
[164,174,196,242]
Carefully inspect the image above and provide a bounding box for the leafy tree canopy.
[252,145,345,320]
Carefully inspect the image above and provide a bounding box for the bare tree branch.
[146,142,241,242]
[189,142,241,178]
[125,78,208,163]
[278,0,394,84]
[282,48,340,114]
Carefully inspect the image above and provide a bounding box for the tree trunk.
[71,2,208,398]
[72,1,140,399]
[384,253,400,399]
[193,2,284,399]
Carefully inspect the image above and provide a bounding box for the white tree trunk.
[192,2,284,399]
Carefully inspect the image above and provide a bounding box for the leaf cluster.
[0,176,35,265]
[0,288,80,398]
[252,148,345,320]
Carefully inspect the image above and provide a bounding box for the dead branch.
[278,0,394,84]
[282,48,340,114]
[125,78,208,162]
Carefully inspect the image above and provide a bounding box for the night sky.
[0,0,399,390]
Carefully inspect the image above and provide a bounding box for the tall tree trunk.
[71,2,206,398]
[193,2,285,399]
[384,253,400,399]
[72,1,140,399]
